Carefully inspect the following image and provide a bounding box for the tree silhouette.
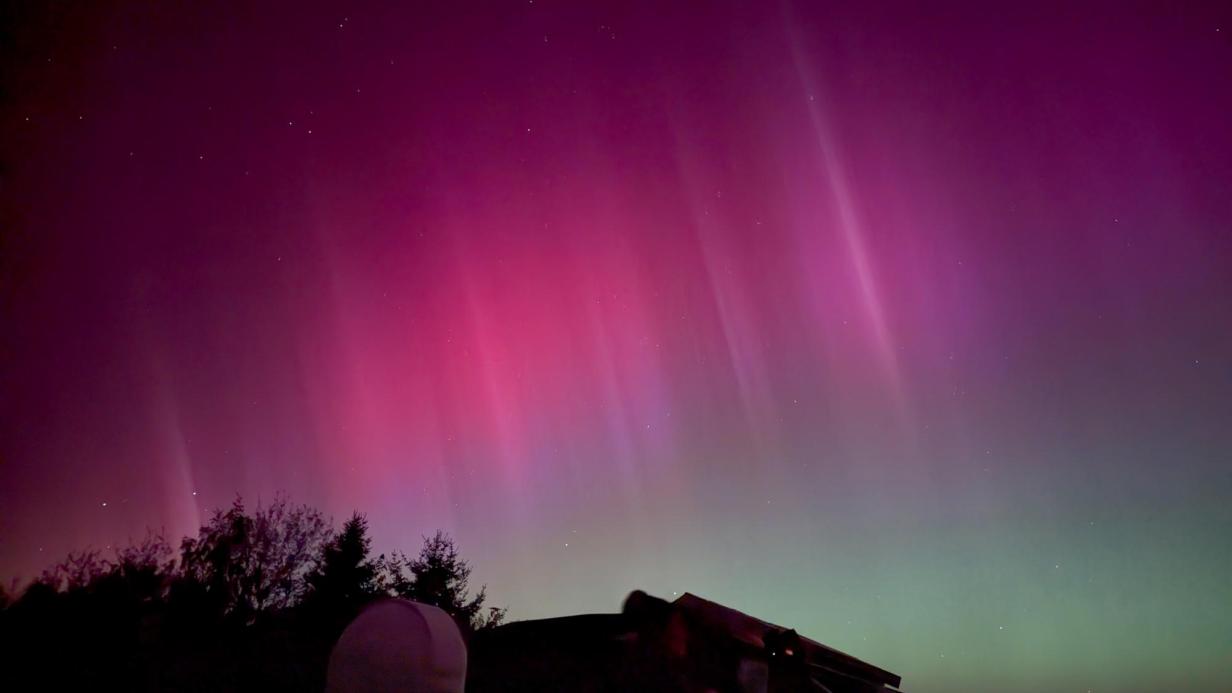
[111,532,175,604]
[177,495,330,623]
[304,512,379,621]
[39,548,108,592]
[1,496,509,690]
[381,530,505,633]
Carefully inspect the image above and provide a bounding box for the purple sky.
[3,3,1231,690]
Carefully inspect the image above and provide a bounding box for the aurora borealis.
[2,2,1231,690]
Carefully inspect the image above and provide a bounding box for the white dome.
[326,599,467,693]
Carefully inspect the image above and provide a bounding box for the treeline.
[0,496,504,691]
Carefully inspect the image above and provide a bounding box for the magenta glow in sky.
[2,3,1231,691]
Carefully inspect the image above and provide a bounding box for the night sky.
[3,2,1231,691]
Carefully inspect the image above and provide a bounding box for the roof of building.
[468,590,904,692]
[672,592,901,689]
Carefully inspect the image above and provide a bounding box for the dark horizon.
[3,2,1231,691]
